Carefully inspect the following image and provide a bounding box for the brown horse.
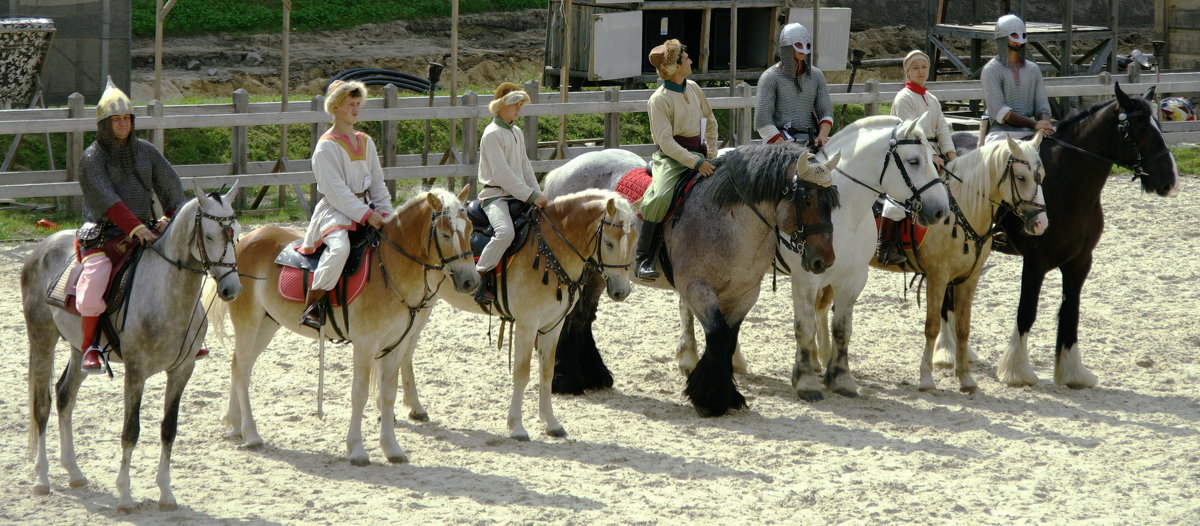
[205,187,476,465]
[430,189,638,440]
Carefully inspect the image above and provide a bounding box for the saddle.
[615,165,704,287]
[466,198,534,266]
[46,234,144,317]
[873,216,929,250]
[274,227,376,307]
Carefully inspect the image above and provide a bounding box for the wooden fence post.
[462,91,479,198]
[864,79,880,117]
[309,95,324,209]
[65,92,84,214]
[150,100,165,152]
[737,82,753,146]
[231,89,249,209]
[382,83,398,197]
[604,87,620,149]
[523,79,540,162]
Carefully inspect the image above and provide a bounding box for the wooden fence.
[1,71,1198,204]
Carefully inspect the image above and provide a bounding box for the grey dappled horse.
[23,184,242,513]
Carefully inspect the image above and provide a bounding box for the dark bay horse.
[543,144,841,416]
[946,83,1178,388]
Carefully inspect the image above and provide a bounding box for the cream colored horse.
[431,189,637,440]
[206,188,476,465]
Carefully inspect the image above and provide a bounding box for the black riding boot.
[299,289,329,330]
[635,221,663,281]
[876,218,908,266]
[474,271,496,305]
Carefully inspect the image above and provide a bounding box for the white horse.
[784,114,952,400]
[24,183,242,512]
[864,134,1048,392]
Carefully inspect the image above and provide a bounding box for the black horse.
[938,82,1178,389]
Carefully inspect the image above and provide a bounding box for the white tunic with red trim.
[299,132,394,254]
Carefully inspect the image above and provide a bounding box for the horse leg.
[116,372,146,514]
[1054,257,1098,388]
[951,276,981,393]
[813,285,834,373]
[935,292,981,369]
[675,300,699,376]
[537,325,568,438]
[919,279,949,392]
[551,274,613,394]
[55,355,88,489]
[347,344,374,466]
[825,284,865,398]
[508,326,537,440]
[27,333,56,495]
[226,319,276,448]
[792,285,825,401]
[398,309,434,422]
[155,361,194,511]
[998,261,1045,387]
[375,348,410,463]
[683,285,747,417]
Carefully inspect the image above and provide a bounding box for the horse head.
[427,186,478,294]
[1113,82,1179,197]
[1002,134,1049,235]
[190,180,243,301]
[593,193,638,302]
[786,151,840,274]
[889,112,950,225]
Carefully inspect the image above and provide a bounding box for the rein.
[1046,106,1172,182]
[827,124,946,216]
[727,169,834,257]
[145,207,240,282]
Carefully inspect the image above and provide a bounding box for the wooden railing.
[1,71,1197,202]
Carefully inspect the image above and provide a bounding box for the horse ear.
[1114,81,1132,107]
[1006,135,1022,158]
[824,151,841,171]
[426,192,444,212]
[1142,85,1157,101]
[224,179,241,204]
[191,180,210,206]
[901,112,928,138]
[457,185,470,202]
[605,198,617,218]
[1028,130,1044,151]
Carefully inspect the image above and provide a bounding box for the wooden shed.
[1157,0,1200,69]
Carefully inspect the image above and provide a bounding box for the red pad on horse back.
[277,248,371,306]
[875,217,928,249]
[616,167,652,204]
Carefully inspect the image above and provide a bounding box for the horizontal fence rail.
[1,71,1198,201]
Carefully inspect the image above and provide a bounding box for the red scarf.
[905,82,927,95]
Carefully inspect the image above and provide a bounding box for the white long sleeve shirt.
[477,118,541,205]
[299,132,394,254]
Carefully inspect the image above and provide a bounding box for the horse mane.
[706,142,808,206]
[1053,98,1116,135]
[550,188,637,231]
[946,140,1006,214]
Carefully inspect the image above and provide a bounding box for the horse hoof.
[387,454,409,464]
[546,427,567,438]
[117,504,135,514]
[511,434,531,442]
[240,441,264,451]
[159,501,178,512]
[409,411,429,422]
[32,485,50,496]
[960,385,979,394]
[1065,382,1093,390]
[68,477,88,488]
[833,388,860,398]
[917,385,935,392]
[349,456,371,467]
[796,390,824,402]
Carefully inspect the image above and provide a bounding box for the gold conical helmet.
[96,76,133,122]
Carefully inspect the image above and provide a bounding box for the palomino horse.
[543,144,841,417]
[941,83,1178,388]
[784,114,951,401]
[205,188,476,465]
[432,189,638,439]
[23,184,242,512]
[855,134,1048,393]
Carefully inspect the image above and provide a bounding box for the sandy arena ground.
[0,174,1196,524]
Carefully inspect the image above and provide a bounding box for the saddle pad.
[277,248,371,306]
[875,217,928,249]
[616,167,652,204]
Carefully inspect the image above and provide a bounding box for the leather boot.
[876,218,908,266]
[195,341,210,360]
[635,220,663,281]
[80,315,104,375]
[299,289,329,330]
[474,271,496,305]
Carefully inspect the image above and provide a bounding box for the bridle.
[1046,103,1172,182]
[534,207,632,304]
[146,199,239,282]
[831,124,946,215]
[730,166,837,257]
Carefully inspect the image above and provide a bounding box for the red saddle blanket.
[277,248,371,306]
[875,217,929,249]
[615,167,698,221]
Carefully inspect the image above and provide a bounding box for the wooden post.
[730,1,738,143]
[864,79,880,116]
[604,87,620,149]
[448,0,460,160]
[1063,0,1074,77]
[153,0,178,103]
[699,8,711,73]
[461,91,479,198]
[812,0,821,67]
[523,79,540,161]
[382,83,398,197]
[1109,0,1119,74]
[150,100,165,151]
[231,89,249,210]
[555,0,572,160]
[737,82,752,146]
[278,0,292,208]
[65,93,84,214]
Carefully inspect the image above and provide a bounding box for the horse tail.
[202,278,231,346]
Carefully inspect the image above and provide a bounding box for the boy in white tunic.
[475,82,546,304]
[297,80,394,329]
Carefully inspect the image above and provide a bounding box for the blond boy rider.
[637,39,719,280]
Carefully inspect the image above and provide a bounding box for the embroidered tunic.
[641,79,718,223]
[477,118,541,205]
[299,132,394,254]
[891,86,956,156]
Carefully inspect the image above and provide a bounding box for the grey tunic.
[981,39,1051,135]
[754,58,834,142]
[79,138,185,236]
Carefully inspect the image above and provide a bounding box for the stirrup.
[474,273,496,305]
[299,302,326,331]
[877,246,907,266]
[635,260,660,281]
[81,345,105,375]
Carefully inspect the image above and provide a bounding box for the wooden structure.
[926,0,1119,80]
[1156,0,1200,69]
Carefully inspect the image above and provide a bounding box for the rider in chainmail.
[755,23,834,149]
[74,77,186,375]
[980,14,1054,143]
